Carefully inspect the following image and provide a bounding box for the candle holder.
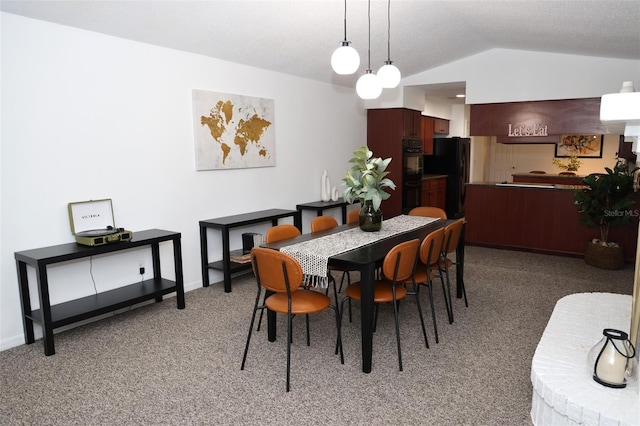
[587,328,636,388]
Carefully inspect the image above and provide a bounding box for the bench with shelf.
[15,229,185,356]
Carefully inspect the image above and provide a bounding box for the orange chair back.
[251,247,303,293]
[420,227,446,267]
[265,224,301,243]
[529,170,546,174]
[347,209,359,225]
[408,206,447,220]
[558,171,576,176]
[382,239,420,282]
[443,219,464,255]
[310,216,339,233]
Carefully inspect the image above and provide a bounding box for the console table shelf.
[15,229,185,356]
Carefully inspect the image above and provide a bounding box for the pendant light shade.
[377,61,401,88]
[356,70,382,99]
[331,0,360,75]
[357,0,381,100]
[331,42,360,75]
[377,0,401,89]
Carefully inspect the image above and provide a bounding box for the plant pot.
[359,201,383,232]
[584,241,624,270]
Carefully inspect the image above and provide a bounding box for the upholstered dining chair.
[558,171,576,176]
[256,224,303,331]
[529,170,547,174]
[408,206,447,220]
[437,219,466,324]
[310,216,352,295]
[339,238,420,371]
[241,247,343,392]
[347,209,360,225]
[403,227,446,345]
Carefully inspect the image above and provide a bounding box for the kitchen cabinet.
[367,108,422,218]
[421,116,434,154]
[403,109,422,138]
[433,118,450,134]
[421,176,447,210]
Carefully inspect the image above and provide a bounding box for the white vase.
[321,170,330,201]
[331,186,339,202]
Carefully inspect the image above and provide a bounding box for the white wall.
[0,13,366,350]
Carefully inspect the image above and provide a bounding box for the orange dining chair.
[241,247,343,392]
[347,209,360,225]
[339,239,420,371]
[437,219,466,324]
[256,224,303,331]
[408,206,447,220]
[529,170,546,174]
[559,171,576,176]
[404,227,446,345]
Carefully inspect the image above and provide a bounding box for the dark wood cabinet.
[433,118,450,134]
[368,108,422,218]
[421,116,434,154]
[618,136,637,160]
[421,177,447,210]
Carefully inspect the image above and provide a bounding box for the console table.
[199,208,301,292]
[15,229,185,356]
[531,292,638,425]
[296,198,350,226]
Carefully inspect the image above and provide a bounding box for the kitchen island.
[512,173,585,185]
[465,182,639,261]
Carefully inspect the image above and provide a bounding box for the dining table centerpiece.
[343,145,396,232]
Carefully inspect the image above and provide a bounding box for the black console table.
[296,198,350,224]
[200,209,301,292]
[15,229,185,356]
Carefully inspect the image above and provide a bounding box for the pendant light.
[377,0,401,88]
[356,0,382,99]
[331,0,360,75]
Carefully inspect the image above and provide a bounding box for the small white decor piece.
[321,170,331,202]
[331,186,339,202]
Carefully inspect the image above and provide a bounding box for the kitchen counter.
[422,174,448,181]
[512,173,585,185]
[464,182,639,261]
[472,181,587,191]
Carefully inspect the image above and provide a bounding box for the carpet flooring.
[0,246,634,425]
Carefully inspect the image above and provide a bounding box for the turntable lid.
[68,199,116,235]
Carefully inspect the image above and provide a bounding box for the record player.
[68,199,133,246]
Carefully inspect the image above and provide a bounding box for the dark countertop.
[467,181,587,191]
[512,173,584,179]
[422,174,448,181]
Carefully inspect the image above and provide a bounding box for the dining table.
[262,216,465,373]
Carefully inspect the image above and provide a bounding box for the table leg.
[16,260,35,344]
[221,228,232,293]
[173,237,186,309]
[35,263,55,356]
[341,205,347,224]
[200,225,210,287]
[360,263,376,373]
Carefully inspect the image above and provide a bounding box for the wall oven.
[402,139,423,214]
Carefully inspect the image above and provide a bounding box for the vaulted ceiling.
[2,1,639,100]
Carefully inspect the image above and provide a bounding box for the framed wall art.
[192,89,275,170]
[555,134,603,158]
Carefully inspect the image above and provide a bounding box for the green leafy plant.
[574,160,638,245]
[343,145,396,212]
[553,156,582,172]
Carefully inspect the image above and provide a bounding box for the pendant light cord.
[386,0,391,62]
[342,0,348,41]
[367,0,371,70]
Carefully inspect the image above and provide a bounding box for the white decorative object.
[600,81,640,153]
[321,170,330,202]
[331,186,339,202]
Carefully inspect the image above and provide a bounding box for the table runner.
[281,215,439,287]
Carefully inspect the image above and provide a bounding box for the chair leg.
[286,311,292,392]
[241,289,262,370]
[306,314,310,346]
[330,304,345,364]
[427,280,439,344]
[413,283,429,348]
[338,271,351,293]
[256,291,268,331]
[439,266,454,324]
[443,264,454,324]
[391,287,403,371]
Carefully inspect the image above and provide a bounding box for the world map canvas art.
[192,90,275,170]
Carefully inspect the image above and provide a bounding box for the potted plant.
[343,145,396,231]
[574,160,638,269]
[553,156,582,172]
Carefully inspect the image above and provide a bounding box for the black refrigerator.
[422,137,470,219]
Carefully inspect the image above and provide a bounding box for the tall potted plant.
[574,160,638,269]
[343,145,396,231]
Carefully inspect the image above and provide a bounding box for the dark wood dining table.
[262,218,464,373]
